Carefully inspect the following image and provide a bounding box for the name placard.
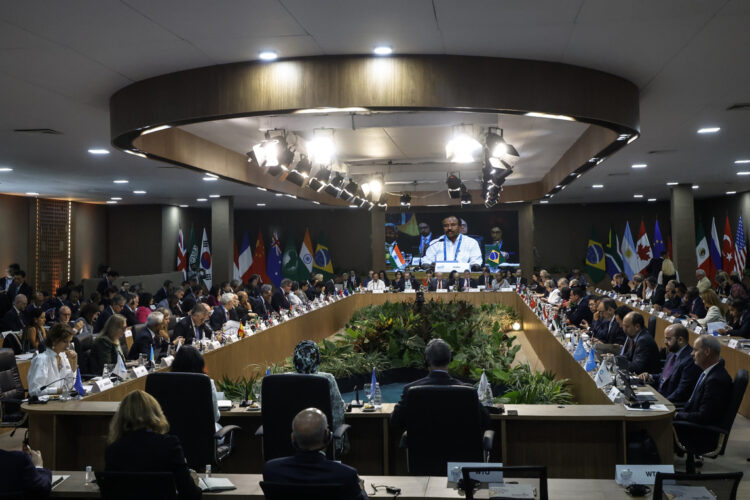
[728,339,740,349]
[90,378,114,393]
[160,355,174,368]
[594,364,613,388]
[447,462,503,483]
[372,289,384,294]
[131,365,149,378]
[124,329,132,338]
[694,326,703,334]
[615,464,674,485]
[607,386,622,402]
[436,289,448,293]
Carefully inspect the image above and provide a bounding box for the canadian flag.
[722,216,735,273]
[635,220,653,274]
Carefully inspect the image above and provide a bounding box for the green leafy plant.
[496,364,573,405]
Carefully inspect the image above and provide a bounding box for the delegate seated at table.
[27,323,78,397]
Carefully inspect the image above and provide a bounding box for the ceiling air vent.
[726,103,750,111]
[13,128,62,135]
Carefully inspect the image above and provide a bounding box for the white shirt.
[422,235,483,267]
[367,279,387,291]
[28,349,76,396]
[288,291,302,306]
[548,288,562,305]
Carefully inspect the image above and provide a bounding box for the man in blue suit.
[263,408,368,500]
[566,286,593,328]
[618,311,660,374]
[0,445,51,498]
[637,324,701,404]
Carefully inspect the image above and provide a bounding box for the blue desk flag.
[149,345,154,363]
[370,368,376,400]
[73,368,85,396]
[266,367,270,376]
[585,348,597,372]
[573,338,587,361]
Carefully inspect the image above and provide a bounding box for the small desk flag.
[573,338,587,361]
[585,348,597,372]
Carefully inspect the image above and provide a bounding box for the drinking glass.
[252,380,262,406]
[363,383,373,405]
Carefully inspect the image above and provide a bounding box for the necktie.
[194,324,200,340]
[659,353,677,390]
[686,371,706,406]
[438,280,441,290]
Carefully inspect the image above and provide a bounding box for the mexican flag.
[696,220,714,279]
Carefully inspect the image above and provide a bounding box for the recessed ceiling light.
[256,187,267,191]
[88,148,110,155]
[178,204,188,208]
[106,200,117,204]
[209,194,220,198]
[631,163,647,169]
[275,193,283,197]
[111,197,122,201]
[26,192,39,196]
[692,185,699,189]
[555,184,562,189]
[140,125,171,136]
[259,50,278,61]
[647,198,657,202]
[525,112,575,121]
[666,182,679,186]
[735,160,750,164]
[312,201,320,205]
[0,167,12,172]
[196,198,207,202]
[727,191,737,195]
[373,45,393,56]
[737,171,750,176]
[256,203,266,207]
[348,205,358,208]
[539,200,549,204]
[124,150,146,158]
[627,135,639,144]
[202,176,218,181]
[633,194,644,198]
[113,179,128,184]
[133,190,146,194]
[697,127,720,134]
[592,184,604,189]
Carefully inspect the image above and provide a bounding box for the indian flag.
[388,243,406,270]
[299,228,314,280]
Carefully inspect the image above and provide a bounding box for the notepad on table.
[199,477,236,492]
[51,475,70,489]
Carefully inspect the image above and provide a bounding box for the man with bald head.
[263,408,368,499]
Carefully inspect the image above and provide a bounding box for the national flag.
[620,221,638,279]
[722,216,735,273]
[199,228,213,290]
[735,216,747,275]
[387,242,406,270]
[299,228,314,280]
[635,220,653,275]
[709,217,723,278]
[238,322,245,339]
[233,238,241,282]
[113,354,128,379]
[653,221,666,258]
[149,345,154,363]
[604,226,623,279]
[667,236,673,260]
[396,213,420,237]
[176,227,187,280]
[187,226,200,276]
[585,227,606,283]
[73,368,86,396]
[238,232,253,283]
[585,348,597,372]
[696,220,714,279]
[313,236,334,279]
[248,229,270,283]
[282,236,303,281]
[267,231,283,287]
[485,244,506,269]
[573,338,587,361]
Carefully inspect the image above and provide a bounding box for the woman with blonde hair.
[90,313,127,376]
[657,258,679,285]
[693,289,726,327]
[105,390,200,499]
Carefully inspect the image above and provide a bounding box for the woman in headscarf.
[292,340,346,452]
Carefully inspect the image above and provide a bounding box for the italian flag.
[388,243,406,270]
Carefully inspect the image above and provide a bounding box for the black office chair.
[1,332,22,355]
[673,369,748,473]
[95,471,177,500]
[255,373,350,461]
[647,315,657,337]
[259,481,347,500]
[0,348,27,432]
[460,466,548,500]
[399,385,495,475]
[145,372,241,470]
[653,472,743,500]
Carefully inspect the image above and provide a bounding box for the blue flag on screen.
[585,348,597,372]
[370,368,376,399]
[149,345,154,363]
[573,338,587,361]
[73,368,86,396]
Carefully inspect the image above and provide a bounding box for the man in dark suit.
[0,294,28,331]
[153,280,173,305]
[271,279,292,313]
[209,293,236,331]
[674,335,733,453]
[638,324,701,404]
[644,277,666,307]
[428,272,449,292]
[588,298,627,346]
[0,263,20,292]
[7,270,33,302]
[263,408,368,500]
[457,270,477,291]
[512,269,527,289]
[719,299,750,338]
[172,303,212,344]
[478,267,494,289]
[618,311,660,374]
[120,293,138,328]
[611,273,632,295]
[97,270,119,294]
[128,311,169,360]
[251,285,274,320]
[644,251,665,280]
[566,287,593,328]
[347,270,360,290]
[391,339,490,431]
[662,281,681,311]
[94,295,125,333]
[0,446,51,498]
[396,271,419,291]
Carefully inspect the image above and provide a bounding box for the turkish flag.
[723,216,735,272]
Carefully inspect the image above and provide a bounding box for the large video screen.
[384,210,519,270]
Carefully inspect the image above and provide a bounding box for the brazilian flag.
[485,244,506,269]
[312,235,334,280]
[585,227,606,283]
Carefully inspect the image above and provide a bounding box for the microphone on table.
[351,385,363,408]
[40,377,70,392]
[28,377,70,403]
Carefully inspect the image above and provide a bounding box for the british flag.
[176,227,187,280]
[735,216,746,275]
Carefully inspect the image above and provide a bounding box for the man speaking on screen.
[422,216,483,271]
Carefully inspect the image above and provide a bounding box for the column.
[518,203,534,278]
[211,196,234,285]
[671,185,696,286]
[160,205,181,273]
[371,209,385,272]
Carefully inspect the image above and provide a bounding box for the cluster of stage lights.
[248,130,384,210]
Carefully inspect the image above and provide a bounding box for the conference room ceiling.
[0,0,748,209]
